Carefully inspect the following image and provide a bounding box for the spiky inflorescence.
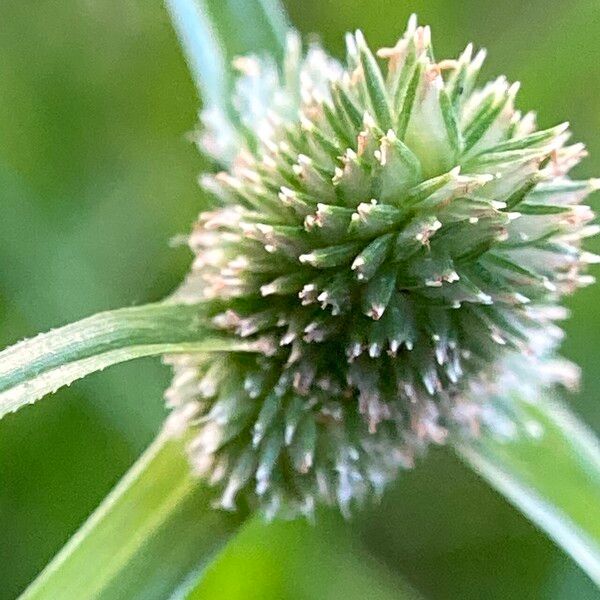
[165,16,598,518]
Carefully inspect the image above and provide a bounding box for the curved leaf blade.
[0,302,256,418]
[20,432,246,600]
[165,0,288,106]
[165,0,230,107]
[456,395,600,585]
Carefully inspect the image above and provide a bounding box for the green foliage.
[458,394,600,586]
[0,302,252,418]
[21,434,245,600]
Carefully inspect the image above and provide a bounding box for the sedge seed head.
[165,16,597,518]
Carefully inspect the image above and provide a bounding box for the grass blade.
[0,302,256,419]
[456,395,600,585]
[165,0,288,105]
[20,432,246,600]
[165,0,230,108]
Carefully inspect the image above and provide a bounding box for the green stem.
[456,395,600,585]
[20,431,247,600]
[0,302,256,419]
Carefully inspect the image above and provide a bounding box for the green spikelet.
[167,16,598,518]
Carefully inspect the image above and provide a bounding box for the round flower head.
[166,16,598,518]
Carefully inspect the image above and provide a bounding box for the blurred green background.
[1,1,599,598]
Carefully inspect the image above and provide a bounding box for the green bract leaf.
[355,30,394,132]
[0,302,256,419]
[456,395,600,586]
[20,433,246,600]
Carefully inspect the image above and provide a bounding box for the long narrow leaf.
[20,432,246,600]
[0,302,255,418]
[165,0,230,108]
[165,0,288,106]
[456,395,600,585]
[202,0,288,60]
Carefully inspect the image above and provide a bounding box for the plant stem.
[0,301,255,418]
[456,395,600,586]
[20,431,247,600]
